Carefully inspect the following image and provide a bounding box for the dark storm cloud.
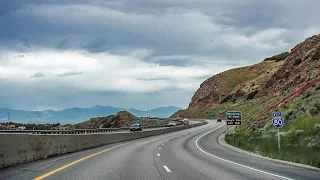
[3,0,316,62]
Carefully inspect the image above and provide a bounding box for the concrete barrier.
[0,122,205,168]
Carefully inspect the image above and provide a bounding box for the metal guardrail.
[0,124,176,134]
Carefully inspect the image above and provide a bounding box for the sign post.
[278,128,280,151]
[226,111,242,147]
[272,111,284,152]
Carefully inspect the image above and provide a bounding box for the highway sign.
[272,118,284,128]
[271,111,284,151]
[272,112,282,117]
[272,111,283,128]
[226,111,242,125]
[208,112,215,119]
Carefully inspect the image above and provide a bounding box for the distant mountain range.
[0,106,181,124]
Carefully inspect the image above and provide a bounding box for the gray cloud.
[30,72,46,78]
[56,70,83,77]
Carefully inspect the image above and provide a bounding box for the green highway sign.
[226,111,242,125]
[208,112,215,119]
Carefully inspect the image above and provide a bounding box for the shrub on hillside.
[264,52,290,62]
[310,107,319,116]
[294,129,305,137]
[293,58,302,66]
[302,89,314,99]
[285,108,299,121]
[246,90,259,100]
[311,51,320,61]
[314,123,320,132]
[220,94,232,103]
[309,100,320,116]
[314,100,320,109]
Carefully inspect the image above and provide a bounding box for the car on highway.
[217,119,222,122]
[166,121,176,127]
[129,124,143,132]
[183,118,189,125]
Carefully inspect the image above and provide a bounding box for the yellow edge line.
[33,143,125,180]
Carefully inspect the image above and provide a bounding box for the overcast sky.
[0,0,319,111]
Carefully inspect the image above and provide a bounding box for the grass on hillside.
[225,132,320,167]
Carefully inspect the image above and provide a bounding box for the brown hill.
[172,34,320,119]
[109,111,138,128]
[74,111,138,129]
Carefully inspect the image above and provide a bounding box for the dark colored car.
[130,124,142,132]
[217,119,222,122]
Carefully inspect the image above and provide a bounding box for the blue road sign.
[272,112,282,117]
[272,118,284,128]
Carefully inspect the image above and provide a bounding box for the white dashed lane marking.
[163,166,171,172]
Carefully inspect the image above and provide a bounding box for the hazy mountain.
[0,106,180,124]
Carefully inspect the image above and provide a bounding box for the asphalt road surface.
[0,121,319,180]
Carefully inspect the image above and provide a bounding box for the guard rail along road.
[0,125,168,134]
[0,122,206,168]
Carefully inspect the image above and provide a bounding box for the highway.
[0,120,199,135]
[0,121,319,180]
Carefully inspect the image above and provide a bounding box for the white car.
[167,121,176,127]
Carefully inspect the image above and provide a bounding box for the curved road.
[0,121,319,180]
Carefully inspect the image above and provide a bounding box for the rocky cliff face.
[259,34,320,97]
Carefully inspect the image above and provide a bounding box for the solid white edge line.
[163,165,171,172]
[195,124,294,180]
[157,153,160,157]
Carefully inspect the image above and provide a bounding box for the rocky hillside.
[173,34,320,119]
[187,60,283,109]
[171,34,320,167]
[109,111,139,128]
[74,111,138,129]
[74,111,169,129]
